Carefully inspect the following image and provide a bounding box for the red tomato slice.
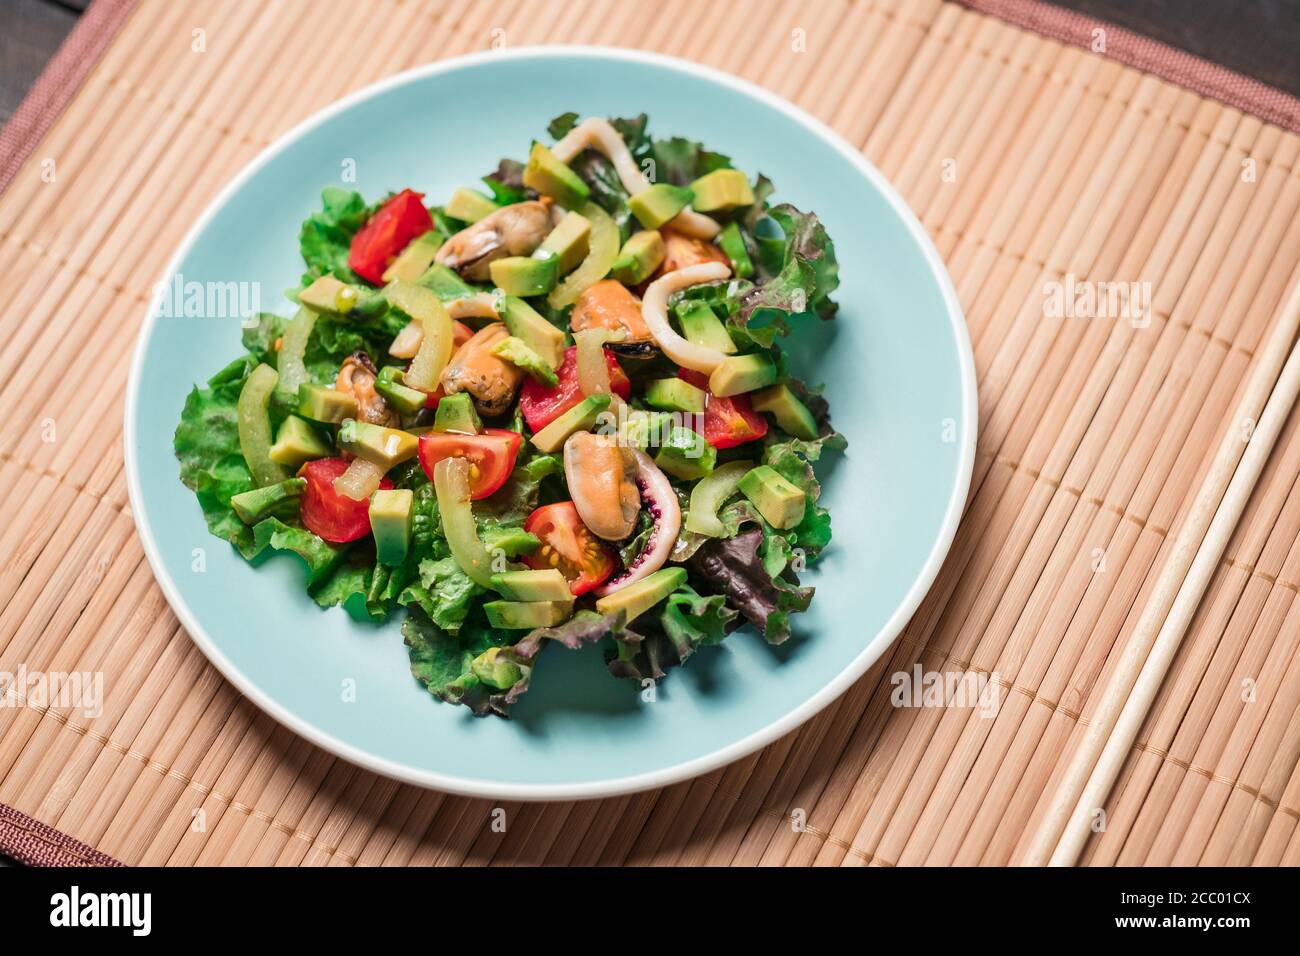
[298,458,393,544]
[519,346,632,432]
[677,369,768,448]
[418,428,522,500]
[522,502,616,596]
[348,189,434,284]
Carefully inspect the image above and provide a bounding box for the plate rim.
[123,44,978,801]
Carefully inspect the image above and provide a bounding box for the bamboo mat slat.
[2,0,1299,866]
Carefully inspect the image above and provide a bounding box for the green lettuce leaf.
[299,186,371,287]
[174,355,259,557]
[403,607,514,716]
[398,556,482,633]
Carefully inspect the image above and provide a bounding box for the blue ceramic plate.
[125,48,976,800]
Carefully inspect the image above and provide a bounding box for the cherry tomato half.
[298,457,393,543]
[418,428,522,500]
[348,189,434,284]
[677,369,768,448]
[519,346,632,432]
[522,502,617,596]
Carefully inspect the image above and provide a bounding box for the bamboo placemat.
[2,0,1299,867]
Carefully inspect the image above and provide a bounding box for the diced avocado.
[298,275,376,315]
[654,426,715,481]
[374,366,428,416]
[628,183,694,229]
[523,142,590,209]
[381,230,441,283]
[708,352,778,397]
[416,263,478,301]
[338,420,418,469]
[716,221,754,279]
[619,409,673,450]
[676,301,737,354]
[751,384,819,440]
[490,568,572,602]
[611,230,666,285]
[594,567,687,623]
[688,168,755,212]
[483,599,574,630]
[369,488,413,565]
[481,525,541,559]
[645,377,707,414]
[298,383,358,424]
[470,647,526,689]
[490,254,558,296]
[433,392,482,434]
[492,335,559,386]
[738,464,806,530]
[538,210,591,274]
[229,477,306,525]
[444,187,498,224]
[268,415,331,467]
[501,295,565,370]
[530,393,612,453]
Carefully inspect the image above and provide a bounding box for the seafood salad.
[174,112,845,716]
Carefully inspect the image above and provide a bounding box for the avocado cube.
[374,366,429,416]
[490,568,573,602]
[611,229,666,285]
[369,488,413,565]
[676,301,736,354]
[470,647,526,689]
[645,377,707,414]
[594,567,687,623]
[444,187,498,224]
[738,464,806,530]
[688,168,755,212]
[539,210,591,274]
[751,384,819,440]
[483,599,574,630]
[628,183,694,229]
[416,262,478,301]
[619,409,674,450]
[716,221,754,279]
[298,383,359,424]
[268,415,331,467]
[654,426,715,481]
[490,253,559,296]
[708,352,778,397]
[492,335,559,386]
[501,295,565,370]
[523,142,590,210]
[229,477,306,525]
[433,392,482,434]
[382,231,441,283]
[299,275,370,315]
[530,394,612,453]
[338,420,418,470]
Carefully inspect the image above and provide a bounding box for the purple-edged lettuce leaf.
[606,585,736,682]
[688,527,813,645]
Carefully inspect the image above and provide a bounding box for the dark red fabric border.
[960,0,1300,133]
[0,0,138,196]
[0,803,123,868]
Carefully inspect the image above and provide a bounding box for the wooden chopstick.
[1022,274,1300,866]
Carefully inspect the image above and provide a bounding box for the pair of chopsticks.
[1021,275,1300,867]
